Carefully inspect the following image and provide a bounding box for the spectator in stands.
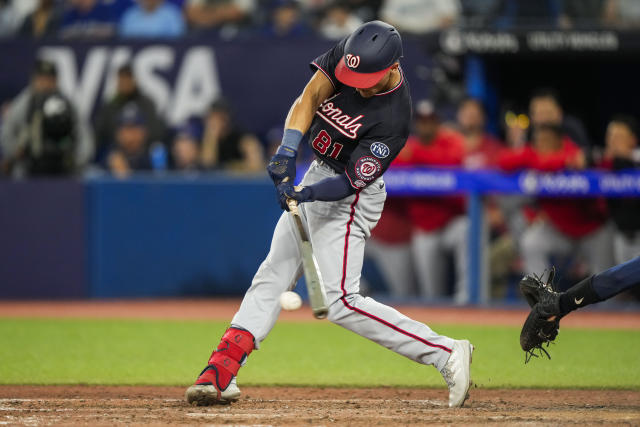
[345,0,381,21]
[262,0,310,38]
[59,0,117,39]
[459,0,502,28]
[0,0,19,37]
[559,0,604,29]
[17,0,59,38]
[601,115,640,263]
[529,88,591,155]
[119,0,185,38]
[457,98,513,296]
[0,0,38,37]
[503,109,528,149]
[185,0,256,37]
[94,63,164,163]
[1,59,94,177]
[298,0,381,22]
[456,97,504,169]
[380,0,460,35]
[394,100,469,303]
[200,99,264,172]
[604,0,640,28]
[319,0,363,40]
[171,124,202,171]
[498,124,613,278]
[106,104,163,176]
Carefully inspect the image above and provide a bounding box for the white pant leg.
[411,230,445,299]
[577,223,614,275]
[231,211,303,346]
[365,239,415,297]
[521,221,572,275]
[304,164,455,371]
[442,216,469,305]
[614,231,640,264]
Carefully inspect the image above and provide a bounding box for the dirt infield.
[2,298,640,329]
[1,386,639,426]
[2,300,639,425]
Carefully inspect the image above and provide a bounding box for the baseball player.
[186,21,474,408]
[520,256,640,359]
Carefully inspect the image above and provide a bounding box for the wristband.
[281,129,303,152]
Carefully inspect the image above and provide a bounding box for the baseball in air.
[280,291,302,311]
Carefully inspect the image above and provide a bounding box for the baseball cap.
[118,104,145,126]
[415,100,437,119]
[335,20,403,89]
[174,123,200,141]
[33,59,57,77]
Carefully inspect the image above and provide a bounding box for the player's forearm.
[280,71,335,153]
[306,174,356,201]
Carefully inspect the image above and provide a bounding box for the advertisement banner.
[0,38,434,136]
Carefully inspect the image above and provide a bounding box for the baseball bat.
[287,198,329,319]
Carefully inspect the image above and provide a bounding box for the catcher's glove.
[519,268,563,363]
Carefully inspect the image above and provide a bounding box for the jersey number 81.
[312,130,343,159]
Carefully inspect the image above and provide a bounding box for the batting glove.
[267,147,297,187]
[276,182,313,210]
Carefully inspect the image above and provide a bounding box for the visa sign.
[38,45,222,125]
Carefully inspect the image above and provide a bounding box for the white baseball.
[279,291,302,311]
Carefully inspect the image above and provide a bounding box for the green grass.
[0,318,638,389]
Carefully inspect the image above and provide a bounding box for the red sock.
[196,328,254,391]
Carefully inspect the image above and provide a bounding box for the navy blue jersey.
[309,38,412,189]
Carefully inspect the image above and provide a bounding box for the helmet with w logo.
[335,20,403,89]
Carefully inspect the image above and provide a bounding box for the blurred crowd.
[367,94,640,303]
[1,0,640,41]
[2,56,637,305]
[1,1,640,304]
[0,59,268,177]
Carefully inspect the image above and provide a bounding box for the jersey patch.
[370,142,390,159]
[355,156,382,182]
[354,179,366,188]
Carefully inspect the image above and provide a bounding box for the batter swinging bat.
[286,197,329,319]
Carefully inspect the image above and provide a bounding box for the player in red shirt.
[498,124,613,277]
[394,100,469,304]
[456,97,504,170]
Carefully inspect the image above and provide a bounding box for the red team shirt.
[498,137,607,238]
[392,128,466,232]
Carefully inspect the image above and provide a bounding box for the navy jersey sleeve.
[309,37,347,91]
[344,133,407,189]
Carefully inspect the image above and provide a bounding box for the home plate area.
[1,386,639,426]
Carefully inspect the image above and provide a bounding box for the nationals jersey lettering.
[316,100,364,139]
[308,37,412,189]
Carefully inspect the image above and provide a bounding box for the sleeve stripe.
[344,169,359,189]
[311,61,337,91]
